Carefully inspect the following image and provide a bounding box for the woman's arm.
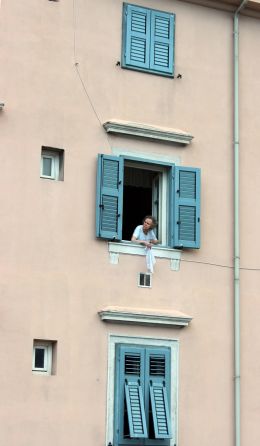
[131,235,158,248]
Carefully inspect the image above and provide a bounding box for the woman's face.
[143,218,153,232]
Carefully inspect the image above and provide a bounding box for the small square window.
[40,147,64,181]
[138,272,152,288]
[32,340,56,375]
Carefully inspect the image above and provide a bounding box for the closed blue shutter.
[147,349,171,439]
[171,166,201,248]
[123,4,150,70]
[150,11,175,76]
[96,154,123,240]
[116,346,148,442]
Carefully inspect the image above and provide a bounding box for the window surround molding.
[103,120,194,145]
[106,335,179,446]
[108,241,181,271]
[99,306,193,328]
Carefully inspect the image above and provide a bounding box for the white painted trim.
[32,341,53,375]
[99,306,192,328]
[108,242,181,271]
[138,272,152,288]
[112,148,181,165]
[106,335,179,446]
[41,150,60,180]
[103,120,193,145]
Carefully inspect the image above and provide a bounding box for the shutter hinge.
[177,221,180,225]
[99,204,104,209]
[198,217,200,222]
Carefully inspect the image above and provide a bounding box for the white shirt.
[133,225,157,241]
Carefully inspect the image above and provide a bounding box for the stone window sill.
[108,241,181,271]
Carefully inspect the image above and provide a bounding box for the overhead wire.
[72,0,112,150]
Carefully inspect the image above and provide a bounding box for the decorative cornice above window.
[98,306,193,328]
[103,120,194,145]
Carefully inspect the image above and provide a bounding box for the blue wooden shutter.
[150,11,175,76]
[117,346,148,440]
[123,4,150,70]
[147,348,171,439]
[172,166,201,249]
[96,154,123,240]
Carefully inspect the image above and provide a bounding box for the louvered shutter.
[123,4,150,70]
[148,348,171,439]
[171,166,201,249]
[150,11,175,76]
[96,154,123,240]
[118,346,148,440]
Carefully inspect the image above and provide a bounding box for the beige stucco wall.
[0,0,260,445]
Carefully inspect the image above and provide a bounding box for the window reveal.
[96,154,201,249]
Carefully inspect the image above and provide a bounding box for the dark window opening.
[149,398,156,440]
[35,348,45,368]
[122,166,159,240]
[123,396,130,438]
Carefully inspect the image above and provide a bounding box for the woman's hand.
[143,241,152,248]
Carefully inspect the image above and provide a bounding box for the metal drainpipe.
[233,2,248,446]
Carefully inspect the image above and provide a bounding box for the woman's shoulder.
[133,225,142,235]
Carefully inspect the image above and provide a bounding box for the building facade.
[0,0,260,445]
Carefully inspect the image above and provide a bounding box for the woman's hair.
[142,215,157,229]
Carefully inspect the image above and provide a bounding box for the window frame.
[32,341,53,375]
[96,154,201,249]
[121,3,175,77]
[40,147,64,181]
[106,335,179,446]
[124,160,168,245]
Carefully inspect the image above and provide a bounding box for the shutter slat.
[150,11,174,75]
[124,4,150,69]
[124,349,148,439]
[96,155,123,240]
[148,348,172,440]
[172,166,201,248]
[150,383,171,438]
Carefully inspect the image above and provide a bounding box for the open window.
[123,162,167,243]
[96,154,201,249]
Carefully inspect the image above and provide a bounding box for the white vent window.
[32,340,57,375]
[138,272,152,288]
[40,147,64,181]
